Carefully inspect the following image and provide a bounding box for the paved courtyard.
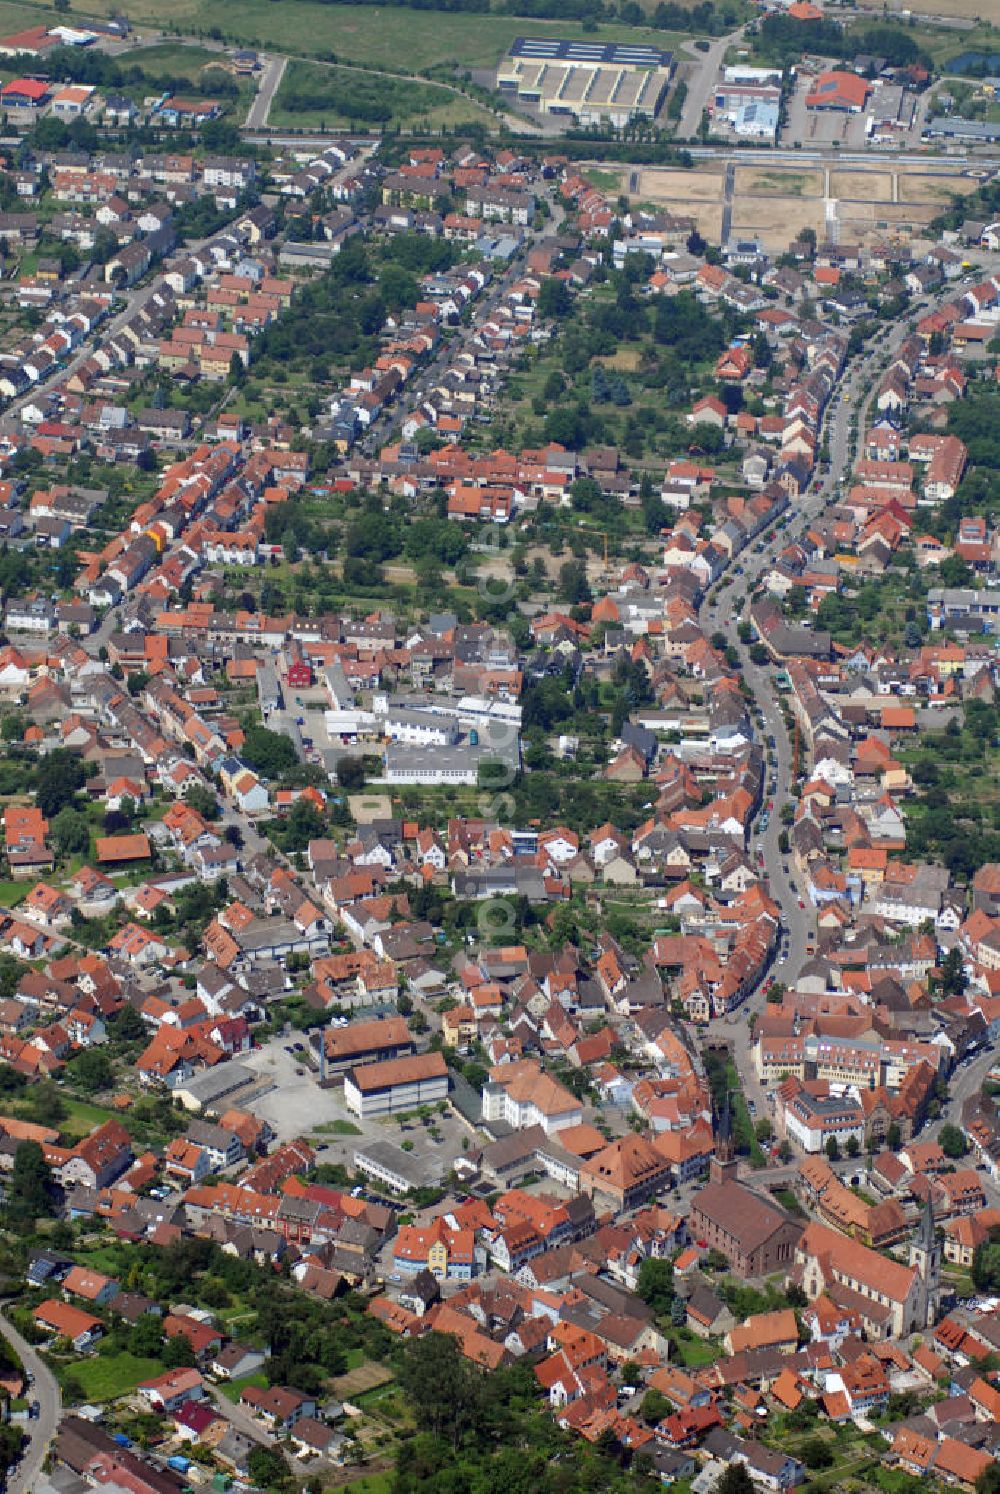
[240,1034,475,1184]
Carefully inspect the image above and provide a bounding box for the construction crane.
[596,530,614,587]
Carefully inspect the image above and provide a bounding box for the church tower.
[709,1091,739,1186]
[909,1193,941,1328]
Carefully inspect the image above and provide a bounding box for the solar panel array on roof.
[509,35,671,67]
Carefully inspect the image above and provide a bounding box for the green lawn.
[350,1475,395,1494]
[59,1099,115,1139]
[0,880,26,908]
[67,1352,164,1402]
[581,168,626,193]
[218,1370,269,1402]
[70,1244,127,1274]
[313,1119,363,1137]
[664,1329,719,1368]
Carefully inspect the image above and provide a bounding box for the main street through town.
[693,272,999,1134]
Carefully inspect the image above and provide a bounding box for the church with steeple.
[709,1090,738,1186]
[909,1192,941,1329]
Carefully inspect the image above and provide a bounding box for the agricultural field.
[77,0,696,72]
[0,0,67,32]
[849,11,998,59]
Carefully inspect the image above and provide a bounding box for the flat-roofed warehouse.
[497,36,673,127]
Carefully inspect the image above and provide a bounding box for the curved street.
[0,1307,61,1494]
[696,304,942,1114]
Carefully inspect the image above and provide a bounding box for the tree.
[972,1233,1000,1295]
[939,1123,968,1160]
[184,783,219,820]
[336,757,365,790]
[247,1445,292,1489]
[0,714,25,743]
[846,1135,860,1158]
[825,1135,840,1162]
[398,1332,480,1449]
[241,725,298,779]
[0,1062,25,1096]
[938,946,966,997]
[887,1121,902,1151]
[280,796,325,851]
[800,1437,834,1470]
[715,1463,756,1494]
[976,1464,1000,1494]
[754,1117,773,1144]
[557,559,590,606]
[130,1314,165,1358]
[107,1004,146,1045]
[641,1386,670,1426]
[162,1333,197,1369]
[6,1139,52,1226]
[636,1257,675,1316]
[538,278,572,320]
[50,806,90,857]
[66,1048,113,1094]
[36,749,84,817]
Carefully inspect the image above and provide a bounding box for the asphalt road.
[675,28,744,141]
[380,200,565,446]
[694,302,949,1108]
[207,1384,270,1446]
[0,1307,61,1494]
[245,54,287,131]
[8,220,232,423]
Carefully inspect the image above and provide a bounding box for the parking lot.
[783,79,868,148]
[241,1035,350,1140]
[240,1034,475,1185]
